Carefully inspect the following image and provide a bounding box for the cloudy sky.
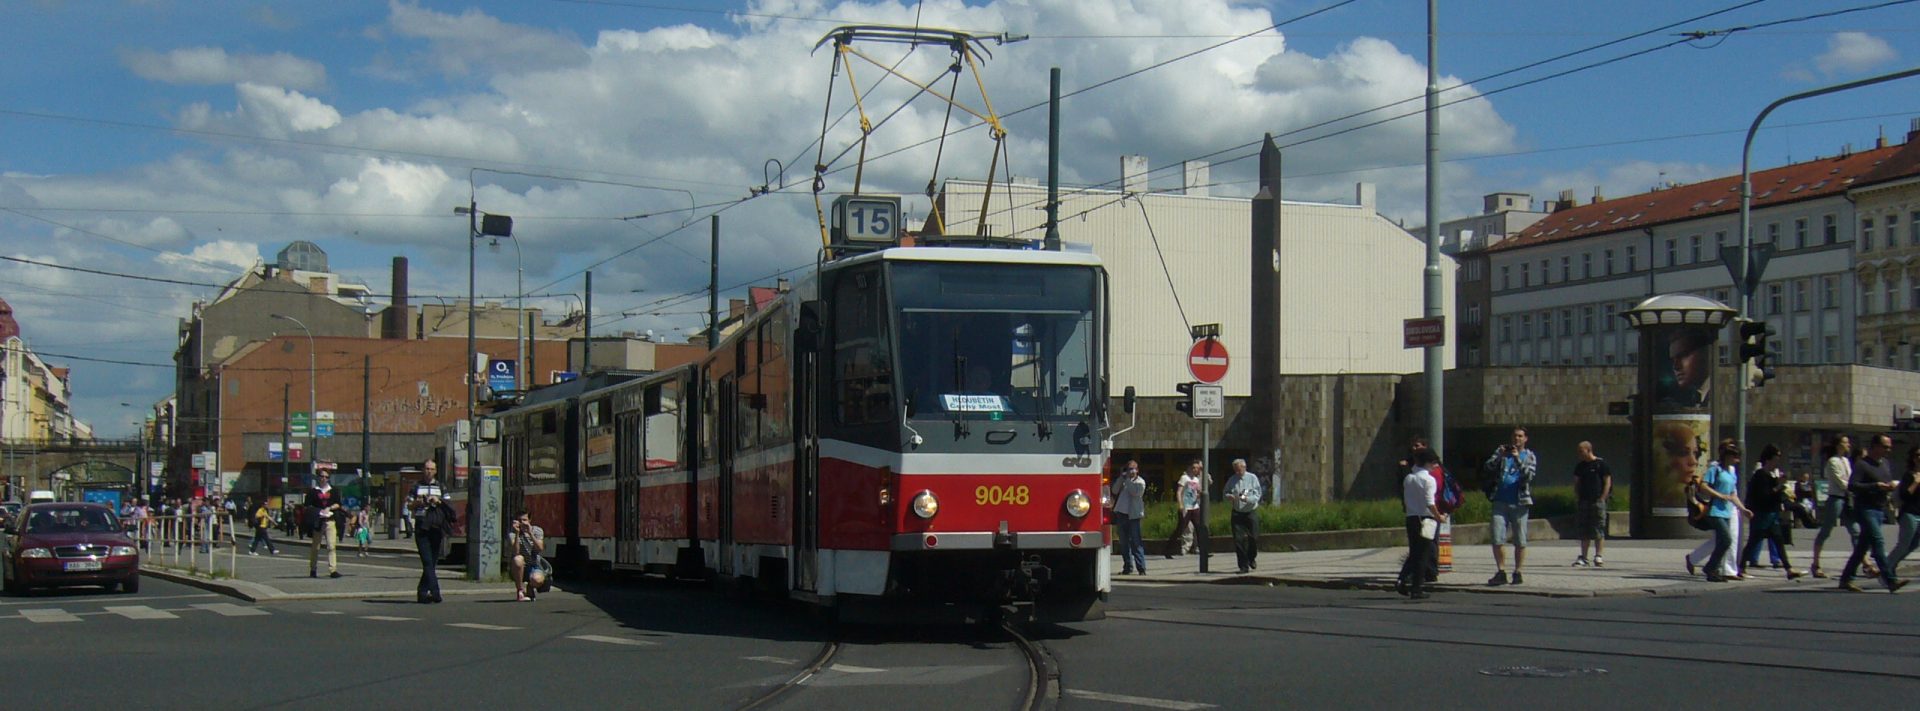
[2,0,1916,435]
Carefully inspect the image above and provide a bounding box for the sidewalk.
[141,539,511,603]
[1115,537,1872,598]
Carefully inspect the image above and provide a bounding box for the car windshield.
[23,509,119,534]
[893,262,1099,421]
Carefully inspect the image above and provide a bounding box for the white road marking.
[192,603,269,617]
[0,593,216,607]
[567,635,656,646]
[106,605,178,620]
[1111,582,1177,588]
[361,615,418,621]
[744,656,798,665]
[1064,690,1217,710]
[20,608,81,623]
[828,664,886,673]
[313,611,344,615]
[447,622,519,630]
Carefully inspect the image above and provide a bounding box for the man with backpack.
[1571,441,1613,568]
[412,460,454,603]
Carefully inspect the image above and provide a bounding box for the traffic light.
[1749,353,1777,388]
[1174,381,1196,416]
[1737,319,1771,363]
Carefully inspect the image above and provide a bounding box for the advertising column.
[1626,295,1735,539]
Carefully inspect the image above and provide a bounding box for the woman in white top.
[1811,435,1865,578]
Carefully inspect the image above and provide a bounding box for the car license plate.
[63,561,102,572]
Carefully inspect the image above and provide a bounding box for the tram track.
[734,617,1061,711]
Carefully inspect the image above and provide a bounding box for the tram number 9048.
[975,485,1030,506]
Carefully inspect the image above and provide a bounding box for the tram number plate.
[975,485,1030,506]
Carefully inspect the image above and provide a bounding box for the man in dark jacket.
[1839,434,1907,593]
[412,461,454,603]
[307,471,344,579]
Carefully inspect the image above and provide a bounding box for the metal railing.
[130,514,240,578]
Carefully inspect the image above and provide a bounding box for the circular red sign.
[1187,337,1230,383]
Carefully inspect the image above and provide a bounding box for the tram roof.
[829,246,1103,270]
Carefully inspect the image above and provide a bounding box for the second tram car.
[443,245,1113,622]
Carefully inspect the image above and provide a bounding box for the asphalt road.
[6,574,1920,710]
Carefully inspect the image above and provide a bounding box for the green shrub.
[1137,484,1630,538]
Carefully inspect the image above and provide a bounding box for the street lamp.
[269,313,316,488]
[452,203,510,462]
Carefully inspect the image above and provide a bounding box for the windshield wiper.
[1031,332,1051,440]
[950,351,970,439]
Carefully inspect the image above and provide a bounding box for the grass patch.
[1139,485,1629,539]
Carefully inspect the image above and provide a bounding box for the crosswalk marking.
[192,603,269,617]
[745,656,798,665]
[1064,690,1217,710]
[20,608,81,623]
[447,623,519,631]
[106,605,177,620]
[312,611,344,615]
[568,634,656,647]
[361,615,418,621]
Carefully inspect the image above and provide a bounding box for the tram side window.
[738,328,761,452]
[760,311,789,443]
[644,381,681,471]
[833,270,893,425]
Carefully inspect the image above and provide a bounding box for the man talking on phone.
[412,460,454,603]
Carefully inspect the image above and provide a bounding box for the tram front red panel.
[894,473,1104,533]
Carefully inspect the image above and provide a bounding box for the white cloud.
[161,240,264,273]
[1815,32,1896,78]
[123,47,327,91]
[382,0,588,79]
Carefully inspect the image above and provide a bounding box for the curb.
[139,566,514,603]
[1121,570,1809,598]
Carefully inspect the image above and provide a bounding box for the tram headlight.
[1064,490,1092,518]
[910,490,940,519]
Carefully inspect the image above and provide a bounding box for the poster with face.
[1653,325,1716,413]
[1650,414,1710,516]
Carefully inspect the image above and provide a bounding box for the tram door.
[716,375,738,576]
[614,408,643,567]
[792,305,821,592]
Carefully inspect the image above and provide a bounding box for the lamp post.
[455,200,511,583]
[269,313,316,489]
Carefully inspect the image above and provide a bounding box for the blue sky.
[2,0,1916,435]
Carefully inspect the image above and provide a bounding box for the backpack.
[1436,467,1464,514]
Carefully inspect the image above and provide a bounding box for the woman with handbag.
[1692,440,1752,583]
[1811,435,1864,579]
[1739,445,1803,580]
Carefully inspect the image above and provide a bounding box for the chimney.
[1355,183,1377,213]
[384,256,409,340]
[1121,155,1148,194]
[1181,160,1210,197]
[1908,117,1920,144]
[729,298,746,320]
[1592,185,1604,204]
[1551,189,1577,213]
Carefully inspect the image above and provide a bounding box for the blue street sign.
[84,490,122,510]
[489,358,518,395]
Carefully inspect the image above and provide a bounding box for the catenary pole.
[1423,0,1445,459]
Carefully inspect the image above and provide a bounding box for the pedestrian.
[1837,434,1907,593]
[1886,446,1920,572]
[1482,427,1536,585]
[1398,448,1444,599]
[1811,435,1862,578]
[307,471,344,579]
[1110,459,1147,575]
[1224,458,1263,574]
[248,497,278,556]
[352,507,372,558]
[1689,440,1751,582]
[412,461,453,603]
[1739,444,1802,579]
[1790,471,1820,529]
[1571,441,1611,568]
[508,510,546,601]
[1164,459,1209,558]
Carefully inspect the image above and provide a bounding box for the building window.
[1886,278,1899,314]
[1824,213,1838,244]
[1863,345,1875,366]
[1666,238,1678,266]
[1794,279,1809,311]
[1540,259,1550,283]
[1690,234,1702,263]
[1767,283,1783,315]
[1888,213,1900,249]
[1911,211,1919,246]
[1796,218,1809,249]
[1540,311,1552,341]
[1911,347,1920,371]
[1518,314,1530,340]
[1501,265,1511,290]
[1823,276,1840,310]
[1499,315,1512,343]
[1714,288,1730,305]
[1521,263,1531,287]
[1910,278,1920,311]
[1715,230,1728,255]
[1860,281,1873,314]
[1580,306,1594,334]
[1582,253,1592,279]
[1559,309,1573,337]
[1796,337,1811,363]
[1604,248,1615,276]
[1863,217,1875,252]
[1561,256,1571,282]
[1766,222,1779,245]
[1825,335,1840,363]
[1468,303,1482,327]
[1603,303,1616,331]
[1467,346,1481,367]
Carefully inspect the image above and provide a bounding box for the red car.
[3,503,141,594]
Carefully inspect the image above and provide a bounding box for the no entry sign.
[1188,337,1230,384]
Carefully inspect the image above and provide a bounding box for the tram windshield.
[893,262,1099,422]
